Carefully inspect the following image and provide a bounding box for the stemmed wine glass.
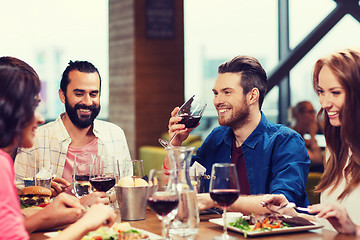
[209,163,240,240]
[147,169,179,240]
[158,95,207,148]
[72,153,95,198]
[90,155,117,193]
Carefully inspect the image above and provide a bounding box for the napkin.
[189,161,206,177]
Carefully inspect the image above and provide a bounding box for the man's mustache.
[74,104,97,111]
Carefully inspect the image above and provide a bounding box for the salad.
[81,222,149,240]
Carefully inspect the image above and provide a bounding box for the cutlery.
[261,201,311,213]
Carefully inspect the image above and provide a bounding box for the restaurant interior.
[2,0,360,202]
[3,0,360,239]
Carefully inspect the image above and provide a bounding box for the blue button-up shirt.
[192,112,310,207]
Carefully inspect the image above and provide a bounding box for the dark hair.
[218,56,268,109]
[0,66,41,149]
[0,56,39,79]
[313,48,360,200]
[60,60,101,93]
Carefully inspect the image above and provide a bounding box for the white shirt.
[319,152,360,231]
[14,113,132,188]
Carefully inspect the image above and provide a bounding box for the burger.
[18,186,52,208]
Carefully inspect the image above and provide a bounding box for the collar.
[242,112,268,149]
[57,113,102,140]
[222,112,268,149]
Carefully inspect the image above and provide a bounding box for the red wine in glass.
[209,163,240,240]
[210,189,240,206]
[90,177,116,192]
[147,195,179,216]
[178,114,201,128]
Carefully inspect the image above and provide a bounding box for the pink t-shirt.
[62,138,98,194]
[0,149,29,240]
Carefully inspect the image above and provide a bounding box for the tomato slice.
[37,203,50,208]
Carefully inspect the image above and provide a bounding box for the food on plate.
[81,222,149,240]
[18,186,51,208]
[117,176,149,187]
[230,213,314,234]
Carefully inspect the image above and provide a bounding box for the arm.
[268,132,310,207]
[25,193,84,233]
[49,204,116,240]
[197,193,272,215]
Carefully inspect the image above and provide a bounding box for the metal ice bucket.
[115,185,148,221]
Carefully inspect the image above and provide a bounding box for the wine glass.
[209,163,240,240]
[158,95,207,148]
[90,155,117,192]
[72,153,95,198]
[147,169,179,240]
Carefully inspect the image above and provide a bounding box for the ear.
[59,89,66,103]
[247,88,260,106]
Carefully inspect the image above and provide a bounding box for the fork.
[261,201,311,213]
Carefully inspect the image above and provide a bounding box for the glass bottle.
[166,146,200,240]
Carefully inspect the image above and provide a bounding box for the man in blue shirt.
[163,55,310,214]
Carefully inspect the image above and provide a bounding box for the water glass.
[72,153,95,198]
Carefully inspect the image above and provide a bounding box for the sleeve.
[14,147,37,189]
[0,155,30,239]
[269,132,310,207]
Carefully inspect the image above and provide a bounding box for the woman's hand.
[75,204,116,232]
[309,204,358,235]
[26,192,84,232]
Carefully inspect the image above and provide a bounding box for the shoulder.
[36,116,62,133]
[94,119,124,132]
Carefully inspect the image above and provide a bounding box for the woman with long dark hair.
[0,60,115,239]
[263,48,360,235]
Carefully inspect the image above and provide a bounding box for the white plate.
[44,227,161,239]
[209,217,323,237]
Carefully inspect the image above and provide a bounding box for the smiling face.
[316,66,345,127]
[60,70,101,129]
[212,73,250,129]
[22,94,45,148]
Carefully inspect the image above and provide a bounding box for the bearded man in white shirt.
[15,60,132,206]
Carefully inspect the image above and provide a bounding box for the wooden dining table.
[30,209,360,240]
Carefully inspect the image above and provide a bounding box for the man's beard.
[65,97,100,129]
[218,101,250,129]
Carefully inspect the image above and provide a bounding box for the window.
[0,0,109,120]
[185,0,360,137]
